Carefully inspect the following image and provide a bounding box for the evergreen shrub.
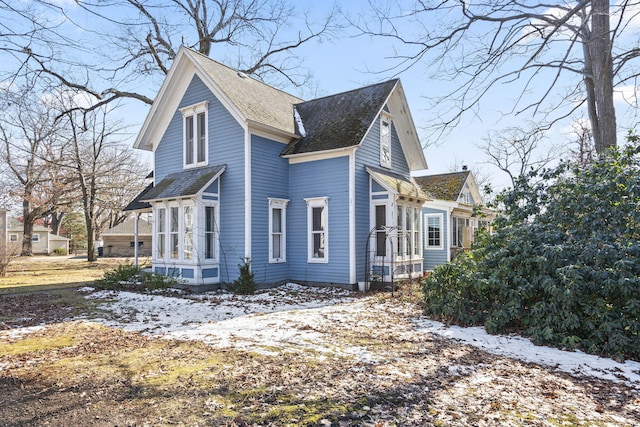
[423,135,640,360]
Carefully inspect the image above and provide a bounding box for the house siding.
[353,113,411,283]
[422,206,449,270]
[250,134,290,284]
[288,156,351,285]
[154,74,246,284]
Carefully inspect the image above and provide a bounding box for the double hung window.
[306,197,328,262]
[269,198,288,263]
[181,102,208,168]
[425,214,443,249]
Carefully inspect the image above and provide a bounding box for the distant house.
[415,170,495,270]
[101,217,152,257]
[127,46,430,288]
[0,209,70,255]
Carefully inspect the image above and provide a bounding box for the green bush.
[227,257,256,295]
[423,136,640,361]
[95,262,181,291]
[53,247,68,256]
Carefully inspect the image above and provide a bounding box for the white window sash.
[268,198,289,263]
[305,197,328,263]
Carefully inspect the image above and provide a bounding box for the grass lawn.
[0,256,146,294]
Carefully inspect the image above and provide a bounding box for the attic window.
[380,113,392,169]
[180,101,208,169]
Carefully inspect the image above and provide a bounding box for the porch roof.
[367,166,430,202]
[141,164,226,202]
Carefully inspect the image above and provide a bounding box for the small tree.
[0,241,20,277]
[228,257,257,295]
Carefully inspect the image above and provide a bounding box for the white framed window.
[183,205,193,260]
[452,216,470,248]
[156,207,166,259]
[31,234,40,242]
[305,197,328,263]
[424,213,444,250]
[203,203,218,260]
[169,206,179,259]
[268,198,289,263]
[181,101,208,168]
[380,113,392,169]
[414,208,421,255]
[9,234,18,242]
[374,204,387,257]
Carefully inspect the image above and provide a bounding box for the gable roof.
[188,50,303,135]
[134,47,303,151]
[103,218,153,236]
[282,80,398,156]
[141,164,226,202]
[414,171,471,201]
[7,217,50,233]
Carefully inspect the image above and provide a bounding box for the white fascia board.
[244,124,252,259]
[349,150,356,284]
[423,199,458,210]
[386,82,428,171]
[195,165,227,199]
[284,146,356,164]
[248,120,299,144]
[134,48,192,151]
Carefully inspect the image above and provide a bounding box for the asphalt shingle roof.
[123,182,154,212]
[141,165,226,202]
[414,171,470,201]
[103,218,152,235]
[188,49,303,134]
[282,80,399,156]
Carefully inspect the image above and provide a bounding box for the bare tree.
[0,86,75,256]
[2,0,340,115]
[569,118,597,167]
[58,100,148,261]
[479,126,562,187]
[355,0,639,153]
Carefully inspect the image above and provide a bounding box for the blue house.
[415,169,494,270]
[128,47,429,289]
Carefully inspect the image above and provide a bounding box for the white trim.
[248,121,299,143]
[380,112,392,169]
[305,197,329,263]
[284,146,356,164]
[244,127,251,260]
[424,213,444,250]
[349,151,356,283]
[268,198,289,263]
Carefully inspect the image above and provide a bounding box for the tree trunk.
[590,0,617,153]
[21,199,33,256]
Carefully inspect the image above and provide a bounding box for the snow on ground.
[83,284,640,390]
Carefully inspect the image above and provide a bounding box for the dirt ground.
[1,281,639,427]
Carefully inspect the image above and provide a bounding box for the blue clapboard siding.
[422,206,449,270]
[250,134,290,284]
[353,113,411,282]
[154,74,246,283]
[288,156,351,285]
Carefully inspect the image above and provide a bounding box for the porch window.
[205,205,216,260]
[305,197,328,263]
[396,206,405,256]
[269,198,288,263]
[181,101,208,168]
[375,204,386,257]
[157,208,166,258]
[453,216,470,248]
[414,208,420,255]
[170,206,179,259]
[425,214,443,249]
[183,205,193,260]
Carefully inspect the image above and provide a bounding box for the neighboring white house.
[415,169,495,270]
[0,209,70,255]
